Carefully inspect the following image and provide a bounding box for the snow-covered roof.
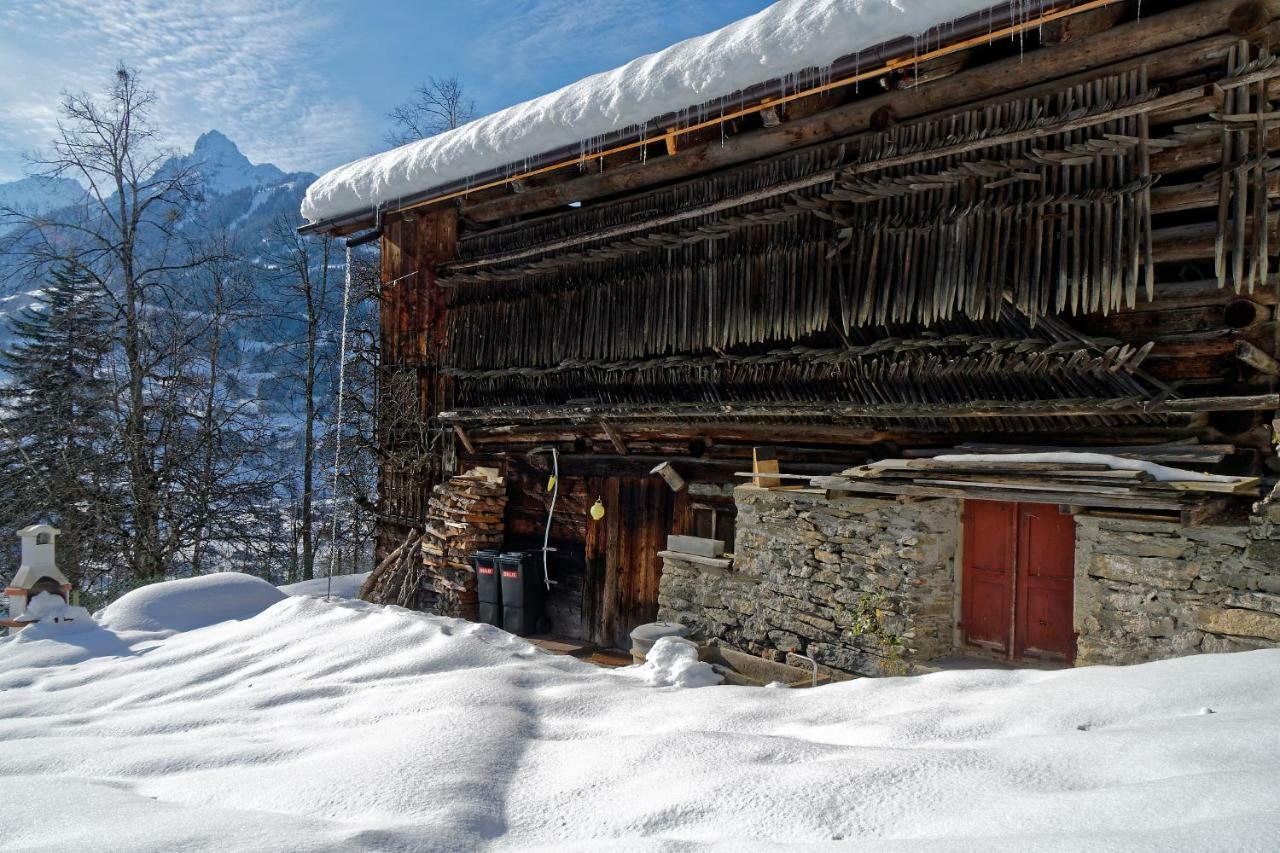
[300,0,1011,227]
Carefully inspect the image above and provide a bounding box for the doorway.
[961,500,1076,664]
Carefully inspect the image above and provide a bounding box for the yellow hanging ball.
[589,497,606,521]
[547,474,557,492]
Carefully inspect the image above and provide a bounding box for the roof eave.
[297,0,1074,237]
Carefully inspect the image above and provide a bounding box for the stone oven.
[4,523,72,626]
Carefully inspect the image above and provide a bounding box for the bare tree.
[1,64,224,581]
[385,75,475,146]
[178,242,282,577]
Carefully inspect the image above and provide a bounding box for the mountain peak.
[193,129,239,155]
[184,130,284,196]
[0,175,88,215]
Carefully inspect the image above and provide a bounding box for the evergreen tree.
[0,262,122,587]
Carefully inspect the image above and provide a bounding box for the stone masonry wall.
[1075,510,1280,665]
[659,483,1280,677]
[658,486,959,676]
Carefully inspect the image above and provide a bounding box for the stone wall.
[1075,508,1280,665]
[658,483,1280,677]
[658,486,959,676]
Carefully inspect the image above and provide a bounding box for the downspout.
[343,205,384,248]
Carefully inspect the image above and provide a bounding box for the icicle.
[326,243,355,601]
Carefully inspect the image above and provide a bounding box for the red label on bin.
[502,570,519,579]
[478,566,494,575]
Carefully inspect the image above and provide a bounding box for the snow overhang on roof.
[299,0,1072,234]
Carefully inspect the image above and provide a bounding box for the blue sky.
[0,0,771,182]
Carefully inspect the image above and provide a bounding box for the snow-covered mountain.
[1,130,320,339]
[0,131,338,467]
[172,130,288,196]
[0,175,87,215]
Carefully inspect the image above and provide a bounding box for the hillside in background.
[0,129,321,380]
[0,131,373,583]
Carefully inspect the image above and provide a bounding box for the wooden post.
[753,447,781,489]
[377,208,458,564]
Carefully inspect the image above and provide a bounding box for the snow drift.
[278,571,371,600]
[96,572,286,636]
[626,635,723,688]
[3,575,1280,851]
[301,0,1003,225]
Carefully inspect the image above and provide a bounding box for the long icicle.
[327,243,354,600]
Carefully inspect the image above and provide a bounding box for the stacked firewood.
[360,470,506,615]
[360,530,428,609]
[419,473,507,619]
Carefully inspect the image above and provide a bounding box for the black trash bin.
[473,549,502,627]
[498,551,546,636]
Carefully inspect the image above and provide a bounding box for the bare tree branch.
[385,75,475,146]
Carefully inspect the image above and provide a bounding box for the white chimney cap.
[11,524,69,590]
[18,523,60,538]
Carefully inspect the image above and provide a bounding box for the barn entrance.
[962,501,1076,664]
[503,463,675,651]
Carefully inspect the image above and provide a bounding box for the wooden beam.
[453,424,476,455]
[441,395,1278,425]
[599,419,628,455]
[1236,340,1280,376]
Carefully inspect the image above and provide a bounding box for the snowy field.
[2,574,1279,852]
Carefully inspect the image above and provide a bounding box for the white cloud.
[0,0,374,180]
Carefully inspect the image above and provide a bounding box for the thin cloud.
[0,0,374,179]
[464,0,767,99]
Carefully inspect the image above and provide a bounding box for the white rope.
[326,244,354,600]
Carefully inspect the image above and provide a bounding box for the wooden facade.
[365,0,1280,649]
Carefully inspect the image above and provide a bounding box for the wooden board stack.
[807,446,1260,525]
[419,472,507,619]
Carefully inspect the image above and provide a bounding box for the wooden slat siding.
[376,209,457,564]
[599,477,624,647]
[374,2,1280,604]
[582,476,608,642]
[456,1,1276,225]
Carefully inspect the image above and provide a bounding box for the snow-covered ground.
[279,571,370,599]
[2,573,1279,852]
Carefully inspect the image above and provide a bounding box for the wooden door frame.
[961,499,1077,664]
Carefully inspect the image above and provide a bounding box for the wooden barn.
[302,0,1280,675]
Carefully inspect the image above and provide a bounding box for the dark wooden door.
[962,500,1076,663]
[1015,503,1077,663]
[587,477,675,650]
[961,500,1016,654]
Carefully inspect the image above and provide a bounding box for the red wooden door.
[961,501,1016,654]
[1015,503,1077,663]
[963,500,1076,663]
